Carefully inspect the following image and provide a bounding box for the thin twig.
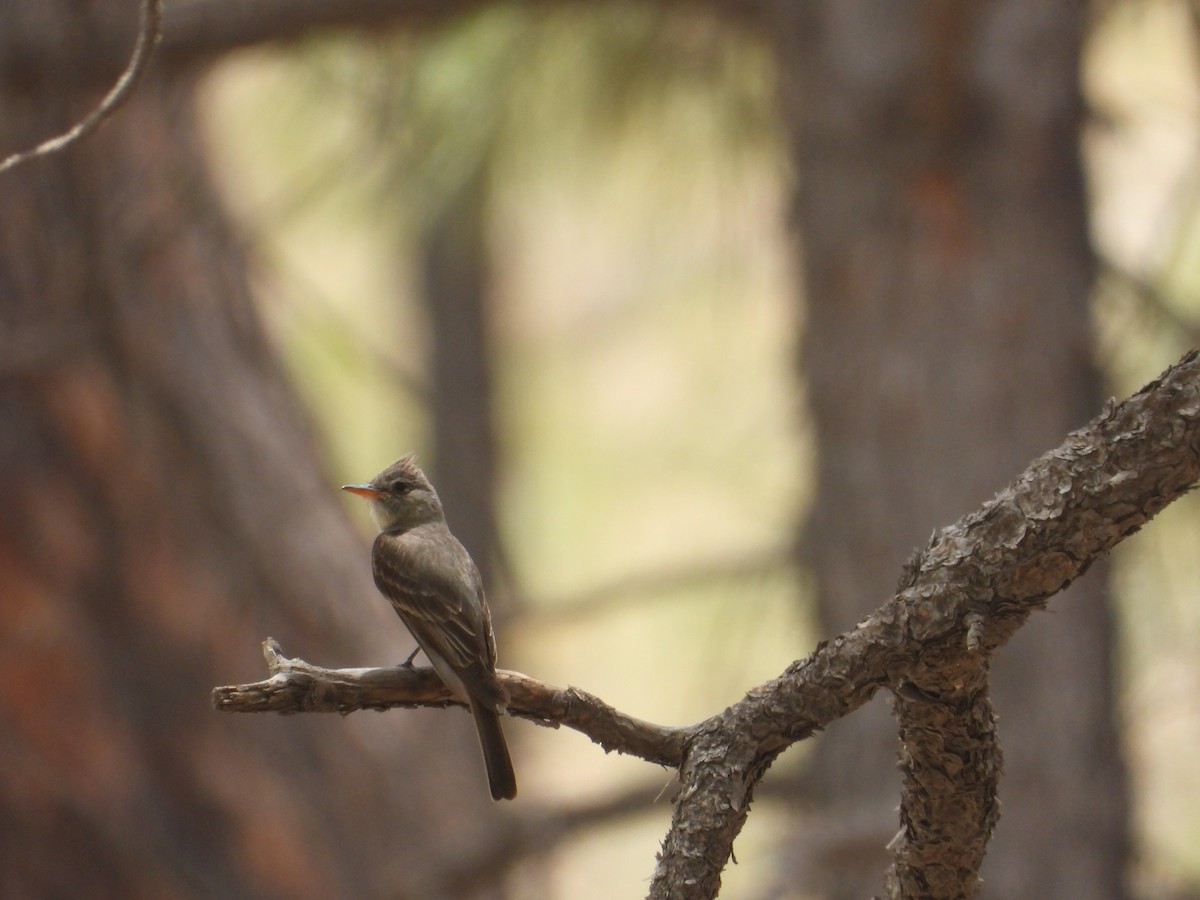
[517,548,793,628]
[436,780,674,895]
[0,0,163,176]
[1097,259,1200,349]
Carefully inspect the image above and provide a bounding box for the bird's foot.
[398,646,422,668]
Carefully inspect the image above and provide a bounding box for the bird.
[342,454,517,801]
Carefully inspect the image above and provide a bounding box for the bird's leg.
[399,645,422,668]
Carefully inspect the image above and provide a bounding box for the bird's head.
[342,454,444,532]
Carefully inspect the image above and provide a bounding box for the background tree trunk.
[1,0,1142,895]
[421,169,503,595]
[0,4,508,897]
[773,1,1130,896]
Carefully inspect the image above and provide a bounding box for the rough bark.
[774,1,1130,895]
[646,349,1200,899]
[215,639,688,764]
[216,350,1200,899]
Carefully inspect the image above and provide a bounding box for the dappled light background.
[1089,1,1200,891]
[202,7,806,897]
[190,1,1200,895]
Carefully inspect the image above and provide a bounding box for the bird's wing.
[371,525,498,680]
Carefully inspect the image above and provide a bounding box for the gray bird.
[343,454,517,801]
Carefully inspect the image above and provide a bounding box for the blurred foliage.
[1089,0,1200,894]
[200,0,1200,895]
[203,5,803,896]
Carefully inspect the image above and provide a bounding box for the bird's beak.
[341,484,382,500]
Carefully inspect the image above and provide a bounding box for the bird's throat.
[368,500,393,533]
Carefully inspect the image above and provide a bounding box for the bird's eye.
[393,481,410,494]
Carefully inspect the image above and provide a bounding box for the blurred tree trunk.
[0,4,508,898]
[420,170,503,595]
[772,1,1129,896]
[414,166,518,897]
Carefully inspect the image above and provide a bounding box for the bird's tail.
[471,703,517,801]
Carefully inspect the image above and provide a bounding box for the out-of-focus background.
[3,1,1200,897]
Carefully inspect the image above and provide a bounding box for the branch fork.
[215,351,1200,899]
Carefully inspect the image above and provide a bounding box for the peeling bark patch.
[999,551,1075,598]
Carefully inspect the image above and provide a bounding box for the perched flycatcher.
[342,454,517,801]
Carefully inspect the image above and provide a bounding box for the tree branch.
[1098,258,1200,348]
[214,350,1200,898]
[160,0,490,62]
[647,351,1200,898]
[0,0,162,176]
[517,546,791,628]
[213,638,688,767]
[158,0,757,65]
[434,780,674,895]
